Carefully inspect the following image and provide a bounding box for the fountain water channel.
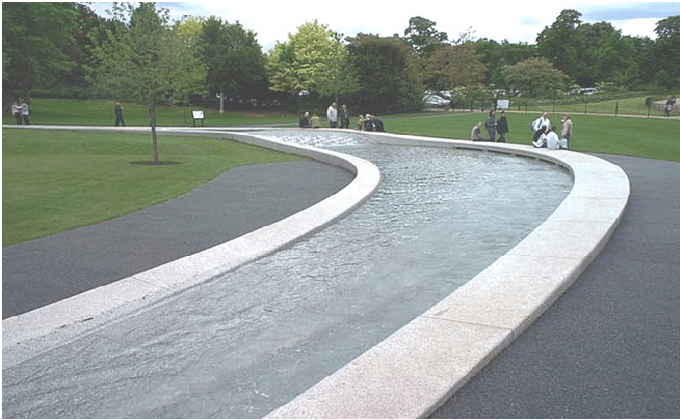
[3,130,573,418]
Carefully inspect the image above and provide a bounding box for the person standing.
[340,104,350,129]
[19,99,30,125]
[496,111,509,142]
[114,102,126,127]
[485,110,496,141]
[299,111,310,128]
[326,102,338,128]
[560,114,573,149]
[12,100,22,124]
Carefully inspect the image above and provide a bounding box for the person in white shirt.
[546,127,569,150]
[531,111,550,143]
[326,102,338,128]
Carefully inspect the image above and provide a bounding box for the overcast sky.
[89,1,679,51]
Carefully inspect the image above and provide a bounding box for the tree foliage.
[265,20,354,99]
[654,16,680,89]
[422,44,486,90]
[90,2,206,162]
[507,57,568,97]
[403,16,448,57]
[198,16,268,112]
[346,34,422,114]
[2,2,78,98]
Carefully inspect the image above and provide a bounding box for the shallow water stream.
[3,131,573,418]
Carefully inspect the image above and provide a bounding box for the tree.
[403,16,448,57]
[346,34,422,114]
[2,2,78,99]
[654,16,680,90]
[578,22,638,88]
[536,9,585,82]
[199,17,268,112]
[266,20,354,102]
[90,2,206,163]
[474,38,537,87]
[507,57,568,97]
[422,44,486,90]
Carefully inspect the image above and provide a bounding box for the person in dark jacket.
[114,102,125,127]
[485,110,496,141]
[496,111,509,142]
[340,105,350,128]
[299,111,310,128]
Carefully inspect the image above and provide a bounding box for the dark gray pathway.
[432,154,680,418]
[2,160,354,319]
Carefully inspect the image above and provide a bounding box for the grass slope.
[385,111,680,162]
[2,129,303,245]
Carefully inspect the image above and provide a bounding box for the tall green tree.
[403,16,448,57]
[578,22,638,88]
[346,34,422,114]
[199,16,268,112]
[89,2,206,163]
[266,20,356,102]
[507,57,568,97]
[422,43,486,90]
[654,15,680,90]
[2,2,78,99]
[535,9,585,83]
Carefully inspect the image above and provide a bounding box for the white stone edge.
[265,131,631,419]
[2,127,381,368]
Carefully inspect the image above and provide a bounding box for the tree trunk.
[219,91,225,114]
[150,98,159,163]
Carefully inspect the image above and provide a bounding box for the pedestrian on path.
[114,102,126,127]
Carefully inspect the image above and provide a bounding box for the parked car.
[422,94,450,107]
[581,87,597,95]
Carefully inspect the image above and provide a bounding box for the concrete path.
[431,154,680,418]
[3,160,354,319]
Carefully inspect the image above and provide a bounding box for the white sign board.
[497,100,510,109]
[192,110,204,119]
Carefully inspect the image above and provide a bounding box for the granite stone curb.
[265,132,630,419]
[2,129,381,368]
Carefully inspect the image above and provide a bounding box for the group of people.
[11,99,30,125]
[471,110,509,142]
[531,111,572,150]
[471,109,572,150]
[299,103,384,132]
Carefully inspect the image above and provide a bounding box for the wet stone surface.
[3,131,573,418]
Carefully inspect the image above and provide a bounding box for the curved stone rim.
[2,127,630,419]
[265,131,630,419]
[1,127,381,368]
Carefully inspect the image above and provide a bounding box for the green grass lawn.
[2,129,303,245]
[384,111,680,162]
[2,98,299,127]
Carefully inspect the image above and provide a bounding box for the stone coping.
[3,127,630,419]
[265,131,630,418]
[2,127,381,368]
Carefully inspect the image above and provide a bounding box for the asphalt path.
[431,154,680,418]
[2,160,354,319]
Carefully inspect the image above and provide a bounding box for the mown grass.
[2,129,303,245]
[2,98,298,127]
[384,111,680,162]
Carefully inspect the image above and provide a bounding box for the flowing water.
[3,131,573,418]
